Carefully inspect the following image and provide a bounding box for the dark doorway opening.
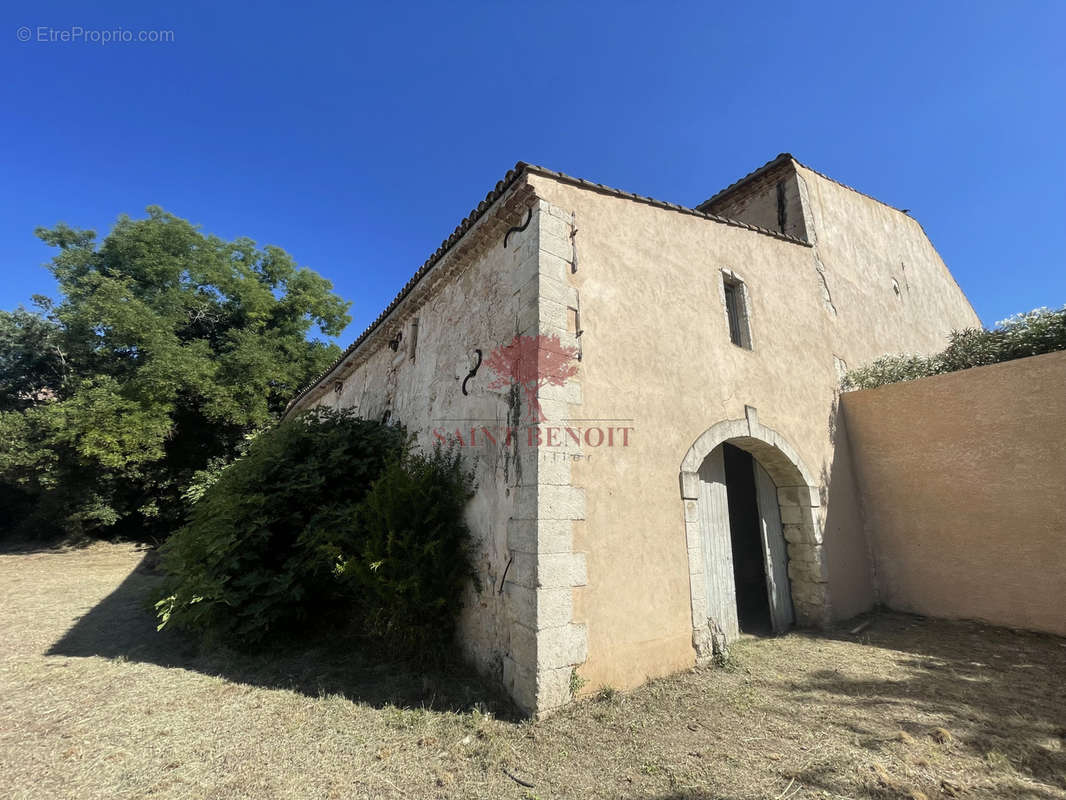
[722,443,773,635]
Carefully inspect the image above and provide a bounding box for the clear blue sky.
[2,1,1063,344]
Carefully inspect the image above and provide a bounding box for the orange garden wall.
[842,351,1066,636]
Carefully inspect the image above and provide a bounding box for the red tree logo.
[485,334,579,423]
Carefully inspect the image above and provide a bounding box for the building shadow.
[819,395,878,622]
[46,552,516,717]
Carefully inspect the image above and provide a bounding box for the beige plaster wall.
[842,351,1066,636]
[527,162,980,692]
[793,163,980,349]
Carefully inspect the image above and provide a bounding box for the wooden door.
[753,461,794,632]
[698,447,739,640]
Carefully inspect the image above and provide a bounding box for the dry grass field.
[1,541,1063,800]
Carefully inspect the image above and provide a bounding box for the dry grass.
[1,542,1064,799]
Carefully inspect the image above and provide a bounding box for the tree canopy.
[0,207,350,539]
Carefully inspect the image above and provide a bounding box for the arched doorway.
[680,409,829,659]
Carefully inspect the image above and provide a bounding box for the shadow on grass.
[631,616,1066,800]
[47,552,517,718]
[775,614,1066,797]
[641,613,1066,798]
[0,534,104,556]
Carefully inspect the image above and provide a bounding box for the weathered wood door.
[698,447,739,640]
[753,461,794,632]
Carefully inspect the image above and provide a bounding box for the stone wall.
[502,198,591,713]
[293,179,546,705]
[842,351,1066,636]
[293,182,599,714]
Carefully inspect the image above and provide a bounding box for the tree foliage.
[0,207,350,538]
[842,306,1066,391]
[0,306,68,411]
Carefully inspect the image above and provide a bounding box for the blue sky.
[2,1,1063,345]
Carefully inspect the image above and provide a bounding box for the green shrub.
[842,305,1066,390]
[841,353,943,391]
[155,408,408,644]
[338,444,476,660]
[155,408,478,661]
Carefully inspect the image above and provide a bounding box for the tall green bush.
[155,408,478,661]
[340,445,476,659]
[155,408,408,644]
[842,305,1066,390]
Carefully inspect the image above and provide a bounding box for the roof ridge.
[285,160,813,414]
[524,164,808,245]
[698,151,909,216]
[695,152,795,210]
[790,157,907,214]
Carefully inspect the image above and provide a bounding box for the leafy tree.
[339,443,477,659]
[0,207,350,538]
[0,305,68,411]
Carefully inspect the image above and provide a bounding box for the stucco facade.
[288,154,981,714]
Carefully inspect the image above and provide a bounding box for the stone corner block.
[513,485,539,521]
[539,623,588,670]
[536,455,574,487]
[538,273,578,308]
[501,655,536,714]
[535,665,577,714]
[506,518,538,553]
[545,551,588,588]
[502,580,537,628]
[539,485,586,520]
[538,379,582,405]
[537,518,576,553]
[510,550,587,592]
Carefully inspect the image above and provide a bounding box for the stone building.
[285,154,979,714]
